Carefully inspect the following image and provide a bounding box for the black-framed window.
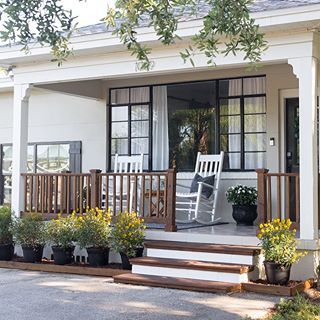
[0,141,81,205]
[110,87,151,170]
[108,76,266,172]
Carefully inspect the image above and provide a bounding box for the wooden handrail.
[256,169,300,229]
[21,169,177,232]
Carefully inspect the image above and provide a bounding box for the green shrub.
[47,214,77,249]
[76,208,111,249]
[11,213,47,248]
[111,212,145,257]
[226,185,257,206]
[0,206,13,245]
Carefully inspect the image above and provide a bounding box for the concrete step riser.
[146,248,255,265]
[132,264,250,284]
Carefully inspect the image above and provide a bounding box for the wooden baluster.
[48,176,53,214]
[23,175,28,213]
[66,175,71,214]
[54,175,58,214]
[29,175,33,212]
[60,176,65,213]
[148,175,153,218]
[165,168,177,232]
[126,174,130,212]
[163,174,168,218]
[105,175,109,211]
[267,175,272,221]
[133,175,138,212]
[73,175,77,213]
[86,176,90,210]
[141,175,146,218]
[35,176,39,213]
[156,175,160,218]
[79,176,84,215]
[113,174,116,215]
[285,176,290,220]
[277,176,281,220]
[119,174,123,213]
[40,176,45,214]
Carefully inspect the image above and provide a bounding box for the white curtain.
[152,86,169,170]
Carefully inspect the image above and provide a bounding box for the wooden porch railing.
[256,169,300,229]
[21,169,177,232]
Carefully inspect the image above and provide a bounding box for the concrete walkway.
[0,269,280,320]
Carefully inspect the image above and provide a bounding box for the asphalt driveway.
[0,269,280,320]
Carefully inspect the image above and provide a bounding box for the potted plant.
[47,213,77,265]
[0,206,14,261]
[76,208,111,267]
[112,212,145,270]
[11,213,47,263]
[226,185,258,226]
[258,219,306,285]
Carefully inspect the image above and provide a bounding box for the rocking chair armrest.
[176,183,190,190]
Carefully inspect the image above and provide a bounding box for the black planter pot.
[52,246,75,265]
[86,247,109,267]
[120,247,144,270]
[232,205,257,226]
[22,245,44,263]
[0,243,14,261]
[264,261,291,285]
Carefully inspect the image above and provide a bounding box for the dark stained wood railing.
[256,169,300,229]
[22,169,177,232]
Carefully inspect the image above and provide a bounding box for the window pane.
[2,146,12,174]
[131,138,149,154]
[245,152,266,169]
[245,133,266,151]
[130,87,150,103]
[223,153,241,170]
[132,105,149,120]
[36,144,70,173]
[167,81,216,171]
[111,88,129,105]
[132,121,149,137]
[112,106,128,122]
[3,175,11,204]
[220,116,241,134]
[220,99,240,115]
[111,139,128,155]
[27,146,34,173]
[245,114,266,133]
[244,97,266,114]
[112,122,128,138]
[243,77,266,95]
[219,79,242,97]
[220,134,241,152]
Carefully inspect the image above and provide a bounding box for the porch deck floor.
[145,223,260,246]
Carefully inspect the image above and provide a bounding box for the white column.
[11,84,32,217]
[289,57,318,240]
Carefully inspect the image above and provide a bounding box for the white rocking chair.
[102,154,144,212]
[176,151,224,224]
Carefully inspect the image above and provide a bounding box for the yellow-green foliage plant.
[258,219,306,267]
[47,213,77,249]
[111,212,146,257]
[76,208,111,249]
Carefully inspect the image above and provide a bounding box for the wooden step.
[144,240,260,256]
[113,273,241,293]
[130,257,254,274]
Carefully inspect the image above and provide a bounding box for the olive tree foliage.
[0,0,267,69]
[105,0,268,70]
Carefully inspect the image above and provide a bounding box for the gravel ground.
[0,269,280,320]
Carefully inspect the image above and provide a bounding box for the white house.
[0,0,320,288]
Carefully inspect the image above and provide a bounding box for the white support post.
[11,84,32,217]
[289,57,318,240]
